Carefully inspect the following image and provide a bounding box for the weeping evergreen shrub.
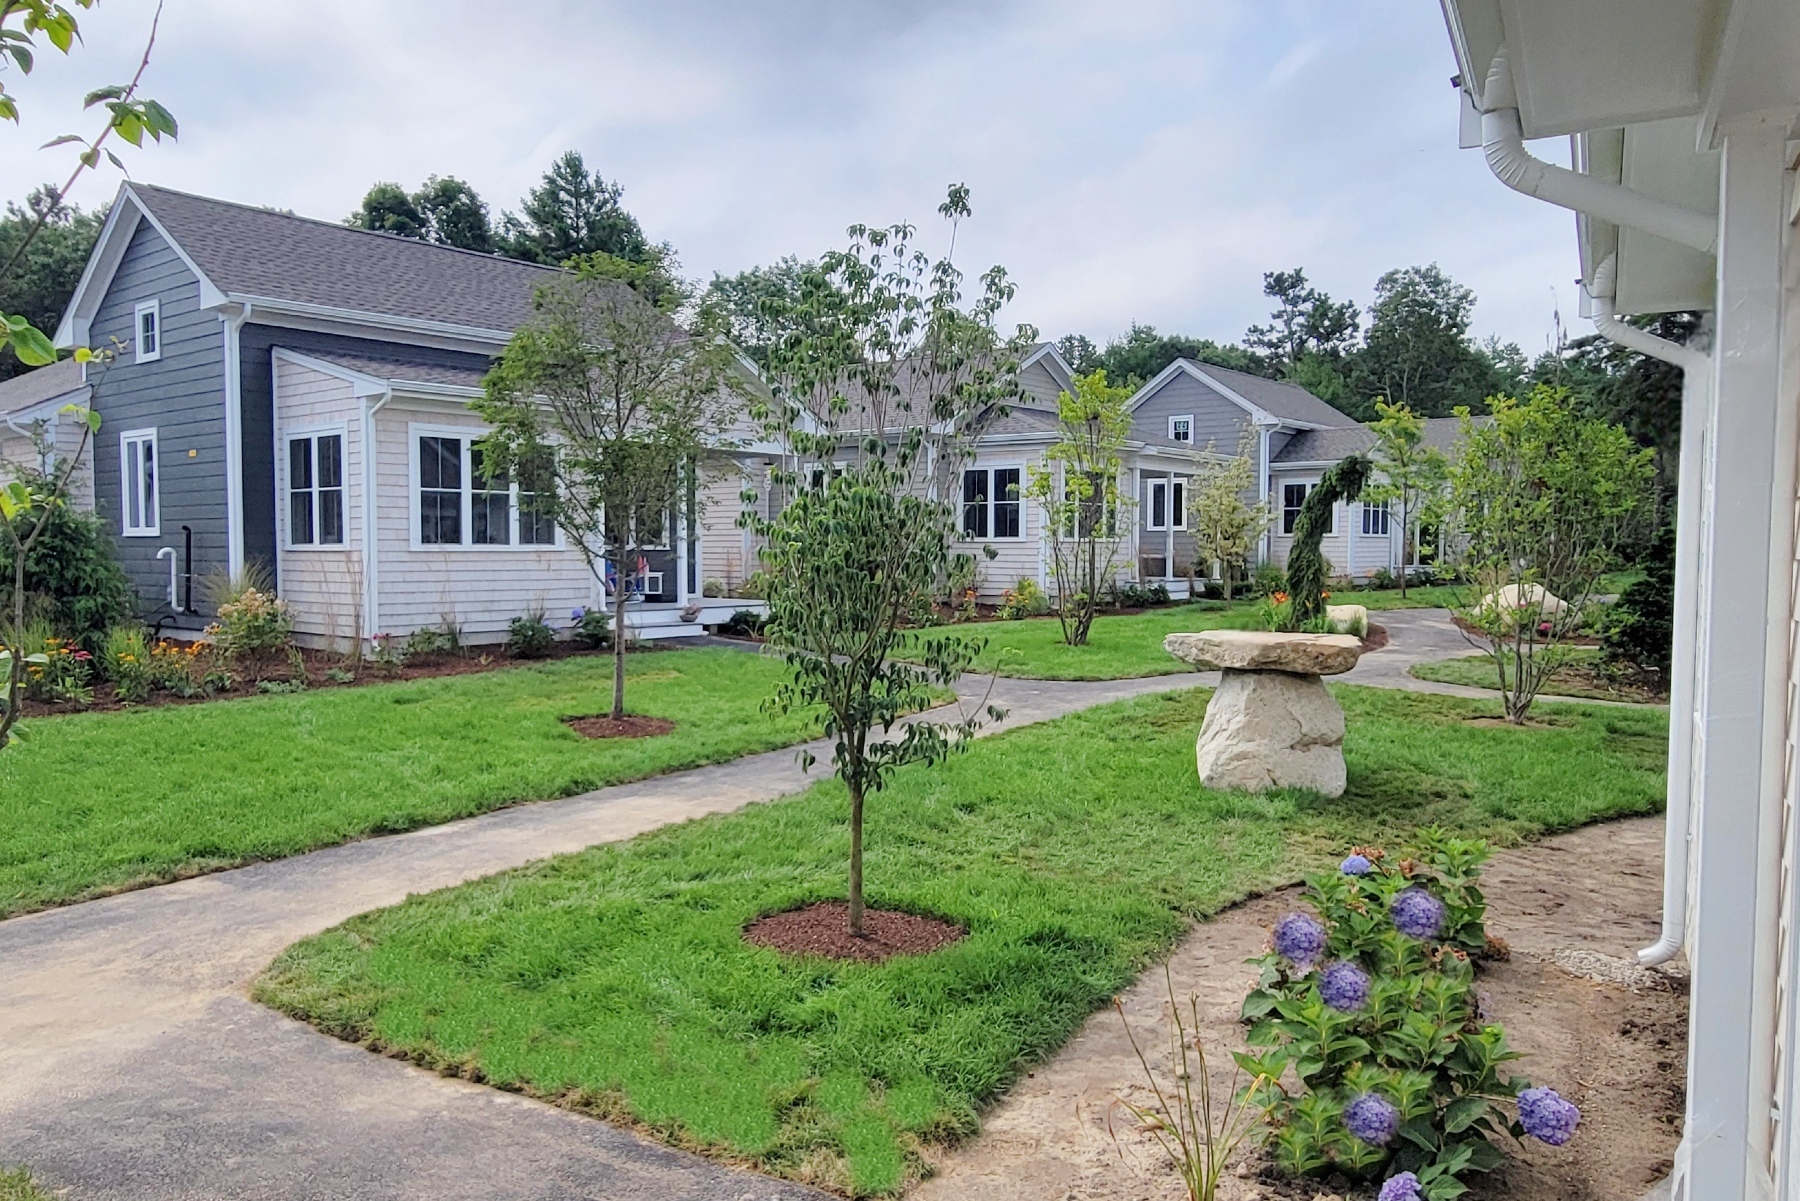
[1289,455,1371,626]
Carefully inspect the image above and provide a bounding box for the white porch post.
[1679,122,1792,1201]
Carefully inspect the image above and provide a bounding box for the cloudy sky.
[1,0,1583,355]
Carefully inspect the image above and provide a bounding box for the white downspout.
[1587,255,1710,968]
[1479,49,1718,256]
[360,387,392,644]
[220,304,252,579]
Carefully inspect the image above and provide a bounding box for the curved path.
[0,610,1653,1200]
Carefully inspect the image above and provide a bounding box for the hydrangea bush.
[1235,830,1579,1199]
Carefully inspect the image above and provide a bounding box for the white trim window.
[1171,477,1187,530]
[1280,481,1337,536]
[412,427,560,549]
[133,299,161,364]
[1147,476,1190,532]
[286,432,345,547]
[1168,414,1194,444]
[960,466,1022,539]
[119,427,159,536]
[1361,500,1390,536]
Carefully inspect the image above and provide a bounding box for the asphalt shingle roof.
[293,348,494,391]
[1272,416,1474,464]
[131,184,562,334]
[1176,360,1361,429]
[0,358,87,416]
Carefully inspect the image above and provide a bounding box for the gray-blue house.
[49,182,759,645]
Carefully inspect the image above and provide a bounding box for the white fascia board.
[1124,358,1283,427]
[1019,342,1077,391]
[270,348,390,398]
[1270,459,1343,471]
[226,295,514,351]
[58,185,230,347]
[5,386,91,426]
[974,431,1058,447]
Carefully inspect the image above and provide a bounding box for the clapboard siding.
[0,410,94,511]
[696,458,764,593]
[272,358,364,647]
[86,219,226,627]
[954,448,1044,599]
[371,401,595,641]
[1266,470,1402,579]
[1130,370,1252,454]
[1018,358,1066,407]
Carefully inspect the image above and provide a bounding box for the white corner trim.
[362,388,392,640]
[221,306,250,577]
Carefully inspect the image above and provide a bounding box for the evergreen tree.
[499,151,651,266]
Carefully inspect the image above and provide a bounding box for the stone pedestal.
[1163,630,1365,797]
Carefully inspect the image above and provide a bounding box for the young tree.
[1187,431,1269,600]
[749,186,1023,938]
[500,151,652,266]
[477,252,742,721]
[1027,369,1133,646]
[1362,399,1449,597]
[1446,386,1656,723]
[1,0,176,751]
[699,255,811,367]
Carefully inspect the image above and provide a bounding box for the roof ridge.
[128,182,564,275]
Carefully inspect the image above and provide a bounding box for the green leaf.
[8,322,56,366]
[1241,990,1278,1021]
[8,43,31,73]
[1443,1095,1489,1133]
[83,83,127,107]
[39,132,82,149]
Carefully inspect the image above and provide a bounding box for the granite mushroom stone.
[1162,630,1363,675]
[1163,630,1366,798]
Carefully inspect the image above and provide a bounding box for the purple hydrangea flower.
[1319,960,1371,1012]
[1378,1173,1422,1201]
[571,607,587,622]
[1390,887,1446,940]
[1344,1092,1400,1146]
[1340,853,1373,876]
[1517,1086,1580,1146]
[1272,911,1327,967]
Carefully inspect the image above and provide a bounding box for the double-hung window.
[1361,500,1390,536]
[120,428,158,536]
[960,467,1022,540]
[1169,414,1193,444]
[1281,482,1337,535]
[133,300,161,364]
[287,433,345,546]
[416,430,559,548]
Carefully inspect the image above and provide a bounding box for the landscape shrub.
[206,572,294,678]
[736,570,770,600]
[720,608,767,637]
[569,605,612,649]
[701,578,725,599]
[402,626,452,664]
[996,577,1049,620]
[1252,563,1288,598]
[1602,524,1673,681]
[505,609,556,658]
[1114,581,1172,609]
[17,620,93,705]
[1363,567,1398,592]
[1238,833,1579,1199]
[0,502,135,652]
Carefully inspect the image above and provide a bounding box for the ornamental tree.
[1362,400,1449,597]
[1,0,177,751]
[1188,430,1270,600]
[477,251,744,721]
[1445,385,1656,723]
[1026,369,1133,646]
[748,186,1022,937]
[1288,455,1372,626]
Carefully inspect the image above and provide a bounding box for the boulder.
[1326,604,1369,638]
[1194,669,1347,796]
[1475,582,1567,617]
[1163,629,1363,676]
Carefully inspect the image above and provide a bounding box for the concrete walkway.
[0,609,1651,1200]
[0,673,1196,1201]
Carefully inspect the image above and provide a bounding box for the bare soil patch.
[744,900,966,962]
[912,817,1684,1201]
[561,714,676,740]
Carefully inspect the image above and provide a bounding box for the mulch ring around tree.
[743,901,967,962]
[561,714,677,740]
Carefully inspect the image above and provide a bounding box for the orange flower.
[1272,591,1289,604]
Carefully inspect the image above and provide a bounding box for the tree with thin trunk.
[1363,398,1449,597]
[749,186,1020,937]
[477,250,742,721]
[1446,386,1656,723]
[1187,431,1269,601]
[1,1,177,752]
[1027,370,1133,646]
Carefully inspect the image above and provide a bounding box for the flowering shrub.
[506,609,556,658]
[1236,831,1578,1199]
[103,624,153,702]
[208,586,293,677]
[997,577,1049,621]
[569,606,612,649]
[19,628,93,705]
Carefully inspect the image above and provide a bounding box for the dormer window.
[134,299,161,363]
[1169,414,1193,443]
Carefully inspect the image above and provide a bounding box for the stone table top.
[1163,629,1364,676]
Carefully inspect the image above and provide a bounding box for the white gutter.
[220,304,252,578]
[361,386,393,644]
[1586,254,1709,968]
[1480,49,1718,256]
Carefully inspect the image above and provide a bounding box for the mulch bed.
[1361,623,1390,653]
[561,714,676,740]
[743,900,966,962]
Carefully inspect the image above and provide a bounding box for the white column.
[1679,121,1791,1201]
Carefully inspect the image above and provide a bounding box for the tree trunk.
[847,778,866,937]
[612,547,629,721]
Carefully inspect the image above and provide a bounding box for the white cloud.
[0,0,1580,352]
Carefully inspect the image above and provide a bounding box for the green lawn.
[0,1168,53,1201]
[1410,647,1667,704]
[922,601,1264,680]
[0,649,812,918]
[256,685,1666,1197]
